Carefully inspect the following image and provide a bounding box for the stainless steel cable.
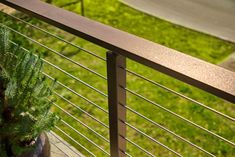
[120,121,183,157]
[4,31,108,97]
[3,16,231,155]
[120,150,132,157]
[125,87,235,147]
[59,119,110,156]
[124,68,235,123]
[9,41,108,114]
[2,23,107,80]
[121,104,215,156]
[121,136,156,157]
[0,12,106,61]
[52,100,109,139]
[49,131,82,157]
[55,126,96,157]
[42,72,108,114]
[50,142,70,157]
[41,58,107,97]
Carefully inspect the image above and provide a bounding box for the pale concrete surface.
[220,52,235,72]
[49,132,85,157]
[120,0,235,43]
[0,4,15,14]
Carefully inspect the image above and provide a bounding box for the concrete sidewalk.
[120,0,235,43]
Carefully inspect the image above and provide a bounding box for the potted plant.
[0,27,58,157]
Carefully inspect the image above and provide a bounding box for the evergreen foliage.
[0,26,58,156]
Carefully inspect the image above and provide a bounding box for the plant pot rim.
[19,132,50,157]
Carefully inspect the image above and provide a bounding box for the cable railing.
[1,0,235,157]
[52,92,109,129]
[125,87,235,147]
[8,41,110,156]
[8,40,108,114]
[49,132,70,157]
[52,96,110,139]
[123,137,156,157]
[0,10,106,61]
[49,131,84,157]
[121,104,215,156]
[2,24,108,96]
[57,117,110,156]
[123,121,183,157]
[43,72,109,114]
[54,126,96,157]
[124,68,235,122]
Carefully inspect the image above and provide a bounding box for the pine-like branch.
[0,26,59,156]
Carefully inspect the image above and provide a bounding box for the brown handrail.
[1,0,235,103]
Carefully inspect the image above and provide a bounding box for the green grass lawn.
[52,0,234,64]
[1,0,235,156]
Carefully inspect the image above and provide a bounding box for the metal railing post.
[107,51,126,157]
[80,0,84,16]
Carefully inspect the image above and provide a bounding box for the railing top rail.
[1,0,235,103]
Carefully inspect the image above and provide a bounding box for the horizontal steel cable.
[4,16,229,155]
[121,136,156,157]
[9,41,108,114]
[120,150,132,157]
[3,24,107,97]
[59,118,110,156]
[42,58,107,97]
[120,121,182,157]
[124,87,235,147]
[123,68,235,122]
[50,142,70,157]
[49,131,82,157]
[121,103,215,156]
[1,23,107,80]
[42,72,108,114]
[53,95,109,130]
[55,126,96,157]
[126,153,132,157]
[0,11,107,61]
